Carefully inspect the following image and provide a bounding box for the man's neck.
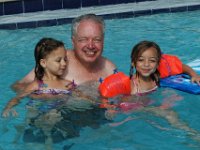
[73,51,101,72]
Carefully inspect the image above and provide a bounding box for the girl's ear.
[40,59,46,68]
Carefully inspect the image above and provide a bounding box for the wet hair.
[129,40,162,85]
[71,13,105,38]
[34,37,65,80]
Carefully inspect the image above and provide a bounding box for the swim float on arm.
[99,72,131,98]
[159,55,200,94]
[98,72,151,110]
[158,54,183,78]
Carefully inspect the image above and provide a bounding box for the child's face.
[135,47,158,78]
[41,47,67,76]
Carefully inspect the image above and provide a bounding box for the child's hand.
[2,108,18,118]
[191,75,200,85]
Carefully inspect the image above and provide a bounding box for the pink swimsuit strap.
[132,77,157,96]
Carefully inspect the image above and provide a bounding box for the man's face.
[72,20,104,65]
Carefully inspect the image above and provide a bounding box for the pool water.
[1,10,200,150]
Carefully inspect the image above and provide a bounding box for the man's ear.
[72,36,75,48]
[40,59,46,68]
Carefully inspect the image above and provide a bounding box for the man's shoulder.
[66,49,73,55]
[100,57,116,76]
[66,50,75,62]
[102,56,116,68]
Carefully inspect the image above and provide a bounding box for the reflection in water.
[105,91,200,146]
[21,81,111,148]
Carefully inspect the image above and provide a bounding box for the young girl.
[100,41,200,142]
[100,40,200,100]
[129,40,161,95]
[2,37,72,117]
[2,37,97,148]
[129,40,200,95]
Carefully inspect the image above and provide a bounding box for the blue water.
[1,10,200,150]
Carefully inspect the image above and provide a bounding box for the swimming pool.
[1,10,200,150]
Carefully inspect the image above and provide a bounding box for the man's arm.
[11,69,35,92]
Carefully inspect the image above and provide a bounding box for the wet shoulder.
[101,56,116,74]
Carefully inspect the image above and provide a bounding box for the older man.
[16,14,116,88]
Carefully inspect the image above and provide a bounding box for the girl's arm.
[182,64,200,85]
[2,81,37,117]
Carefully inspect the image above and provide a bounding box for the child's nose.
[144,60,149,66]
[61,60,67,66]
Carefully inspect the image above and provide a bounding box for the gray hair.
[71,14,105,38]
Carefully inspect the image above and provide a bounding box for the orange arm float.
[99,72,131,98]
[158,54,183,78]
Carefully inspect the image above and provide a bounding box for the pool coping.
[0,1,200,30]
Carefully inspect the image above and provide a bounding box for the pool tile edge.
[1,4,200,30]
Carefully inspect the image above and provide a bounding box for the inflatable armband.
[99,72,131,98]
[158,54,183,78]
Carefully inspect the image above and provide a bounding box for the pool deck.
[0,0,200,29]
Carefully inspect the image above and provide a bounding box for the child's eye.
[138,58,144,62]
[149,59,157,63]
[55,58,61,62]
